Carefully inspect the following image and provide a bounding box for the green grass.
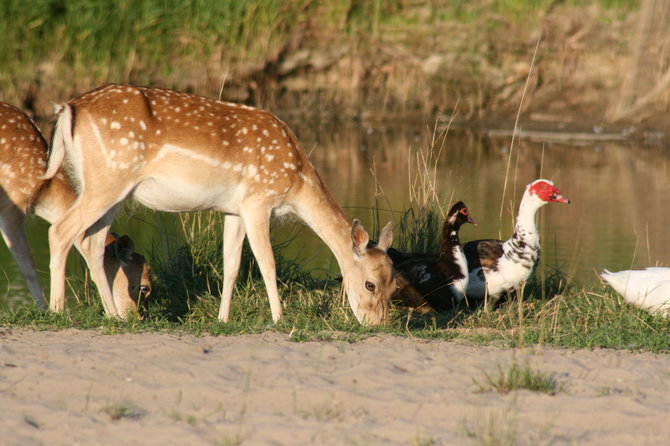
[102,401,147,421]
[0,0,642,117]
[1,207,669,353]
[474,361,563,395]
[0,0,422,103]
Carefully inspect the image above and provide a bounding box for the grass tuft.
[474,360,563,395]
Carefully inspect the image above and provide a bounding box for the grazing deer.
[45,84,395,325]
[0,101,151,316]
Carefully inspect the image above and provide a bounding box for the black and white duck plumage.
[463,179,570,302]
[389,201,476,313]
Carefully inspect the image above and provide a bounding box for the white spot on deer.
[283,162,296,170]
[262,129,270,137]
[111,121,121,130]
[265,154,275,162]
[223,140,230,146]
[155,144,221,167]
[128,131,135,138]
[247,165,257,176]
[120,138,128,146]
[0,138,5,144]
[233,163,242,172]
[122,98,129,104]
[222,161,231,169]
[298,172,313,185]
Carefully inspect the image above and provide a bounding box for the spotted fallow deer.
[44,84,395,325]
[0,101,151,316]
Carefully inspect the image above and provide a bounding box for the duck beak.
[468,215,477,225]
[552,193,570,204]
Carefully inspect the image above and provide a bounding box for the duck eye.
[365,281,376,292]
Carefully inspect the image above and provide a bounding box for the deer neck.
[290,169,355,272]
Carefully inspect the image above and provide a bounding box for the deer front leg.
[218,214,247,322]
[48,197,119,316]
[239,207,282,323]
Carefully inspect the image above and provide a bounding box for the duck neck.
[504,194,544,267]
[439,223,466,277]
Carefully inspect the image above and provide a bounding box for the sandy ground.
[1,329,669,446]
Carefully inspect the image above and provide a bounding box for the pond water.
[2,118,670,309]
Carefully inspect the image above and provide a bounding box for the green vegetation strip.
[1,209,668,353]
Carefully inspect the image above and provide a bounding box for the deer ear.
[351,219,370,258]
[375,221,393,253]
[113,234,135,263]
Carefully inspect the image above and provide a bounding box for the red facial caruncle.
[459,207,477,224]
[529,180,570,204]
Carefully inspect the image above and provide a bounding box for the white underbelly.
[479,258,533,298]
[132,176,243,213]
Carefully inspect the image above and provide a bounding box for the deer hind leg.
[218,214,247,322]
[48,193,123,316]
[239,206,282,323]
[0,208,47,310]
[76,207,119,318]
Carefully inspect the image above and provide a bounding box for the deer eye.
[365,281,376,292]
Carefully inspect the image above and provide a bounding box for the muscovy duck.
[390,201,476,313]
[463,179,570,303]
[601,268,670,316]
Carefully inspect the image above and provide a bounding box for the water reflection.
[2,120,669,309]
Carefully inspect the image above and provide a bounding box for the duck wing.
[463,239,504,271]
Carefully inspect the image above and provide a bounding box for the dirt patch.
[2,328,670,445]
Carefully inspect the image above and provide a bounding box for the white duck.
[463,179,570,302]
[601,268,670,316]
